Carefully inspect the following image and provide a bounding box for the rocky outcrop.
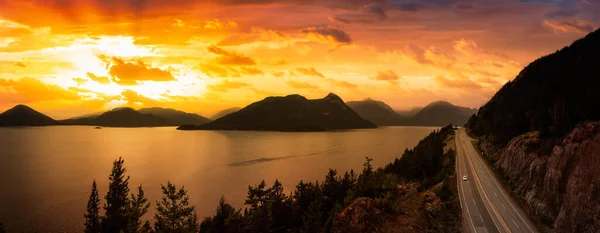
[332,197,382,233]
[478,121,600,232]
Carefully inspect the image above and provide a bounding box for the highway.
[455,128,538,233]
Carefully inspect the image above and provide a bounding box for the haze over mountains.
[180,93,376,131]
[347,99,476,126]
[466,28,600,232]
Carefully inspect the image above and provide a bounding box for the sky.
[0,0,598,119]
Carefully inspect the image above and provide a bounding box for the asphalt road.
[455,128,538,233]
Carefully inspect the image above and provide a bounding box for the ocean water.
[0,126,437,232]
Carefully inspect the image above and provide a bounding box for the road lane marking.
[456,131,477,233]
[502,204,507,210]
[459,132,510,233]
[513,220,519,228]
[462,130,537,233]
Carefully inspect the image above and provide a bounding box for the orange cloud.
[103,57,176,85]
[405,44,456,69]
[327,78,357,89]
[296,67,325,78]
[197,63,241,78]
[287,80,319,90]
[121,89,160,106]
[435,75,481,90]
[272,71,286,78]
[207,45,256,65]
[86,72,111,85]
[203,19,238,29]
[14,62,26,67]
[370,70,399,82]
[72,77,88,85]
[207,80,250,92]
[300,26,352,47]
[239,67,265,75]
[0,77,81,104]
[543,19,596,34]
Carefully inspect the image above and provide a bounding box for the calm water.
[0,126,436,232]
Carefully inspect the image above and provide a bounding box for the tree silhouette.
[101,157,131,233]
[126,185,151,233]
[84,180,101,233]
[153,182,200,233]
[0,222,6,233]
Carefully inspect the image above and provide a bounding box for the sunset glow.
[1,0,598,118]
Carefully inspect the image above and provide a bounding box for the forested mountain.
[210,107,241,120]
[61,108,172,127]
[138,107,210,125]
[347,99,476,126]
[179,93,376,131]
[466,28,600,232]
[0,105,57,126]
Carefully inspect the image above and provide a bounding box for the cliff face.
[478,121,600,233]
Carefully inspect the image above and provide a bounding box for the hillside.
[466,28,600,232]
[179,93,377,131]
[138,107,210,125]
[347,99,475,126]
[346,99,407,126]
[210,107,241,120]
[61,108,172,127]
[409,101,476,126]
[0,105,57,126]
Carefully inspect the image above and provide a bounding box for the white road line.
[462,129,537,233]
[502,204,507,210]
[513,220,520,229]
[456,131,477,233]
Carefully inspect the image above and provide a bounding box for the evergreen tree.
[154,181,199,233]
[199,197,244,233]
[84,180,102,233]
[0,222,6,233]
[299,201,325,233]
[102,157,131,233]
[126,185,151,233]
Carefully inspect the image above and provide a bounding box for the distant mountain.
[211,107,241,120]
[395,107,422,117]
[346,99,406,126]
[179,93,376,131]
[409,101,476,126]
[0,105,57,126]
[138,107,210,125]
[61,108,172,127]
[347,99,476,126]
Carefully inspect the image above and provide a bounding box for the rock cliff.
[477,121,600,232]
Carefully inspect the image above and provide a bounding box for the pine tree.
[102,157,131,233]
[126,185,150,233]
[299,201,325,233]
[0,222,6,233]
[84,180,102,233]
[153,181,200,233]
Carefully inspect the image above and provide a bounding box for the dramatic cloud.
[543,19,597,34]
[453,39,511,60]
[207,45,257,65]
[370,70,400,82]
[207,80,250,92]
[329,3,387,24]
[327,78,357,89]
[296,67,325,78]
[435,75,482,90]
[300,26,353,46]
[72,77,88,85]
[86,72,111,85]
[239,67,265,75]
[121,89,160,106]
[14,62,26,67]
[197,63,241,78]
[271,71,286,78]
[217,27,290,47]
[405,44,456,69]
[287,80,319,90]
[99,56,175,85]
[0,77,80,104]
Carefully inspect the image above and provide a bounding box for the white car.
[463,175,468,181]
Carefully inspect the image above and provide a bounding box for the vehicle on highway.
[463,175,468,181]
